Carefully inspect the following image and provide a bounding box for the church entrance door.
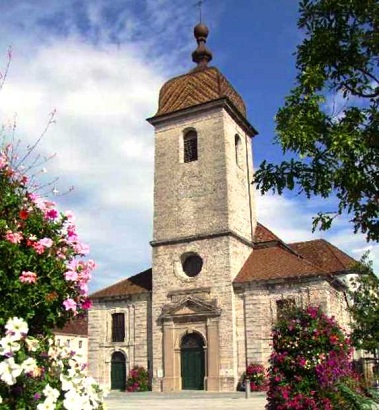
[111,352,126,390]
[180,333,205,390]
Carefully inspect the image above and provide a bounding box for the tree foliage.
[348,254,379,355]
[255,0,379,242]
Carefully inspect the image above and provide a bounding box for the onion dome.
[154,23,247,119]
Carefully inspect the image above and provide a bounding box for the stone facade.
[88,292,151,387]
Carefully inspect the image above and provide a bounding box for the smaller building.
[54,315,89,368]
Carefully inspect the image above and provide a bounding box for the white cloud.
[0,1,376,294]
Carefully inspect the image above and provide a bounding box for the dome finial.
[191,22,213,68]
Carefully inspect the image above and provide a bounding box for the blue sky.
[0,0,377,291]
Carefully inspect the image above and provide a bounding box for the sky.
[0,0,377,292]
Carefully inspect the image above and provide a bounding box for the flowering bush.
[242,363,267,391]
[126,366,149,392]
[0,123,104,407]
[0,143,94,334]
[0,317,106,409]
[266,306,370,410]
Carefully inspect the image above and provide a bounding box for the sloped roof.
[235,224,357,284]
[90,268,152,299]
[289,239,356,274]
[54,315,88,336]
[254,222,281,243]
[155,66,247,118]
[234,244,328,283]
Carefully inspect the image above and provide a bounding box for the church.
[88,22,355,392]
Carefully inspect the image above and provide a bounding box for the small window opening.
[235,134,243,168]
[184,131,198,163]
[276,299,296,321]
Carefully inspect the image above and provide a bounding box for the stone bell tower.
[147,23,258,392]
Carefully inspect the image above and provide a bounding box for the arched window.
[112,313,125,342]
[235,134,243,168]
[184,130,198,163]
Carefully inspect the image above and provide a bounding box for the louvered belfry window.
[112,313,125,342]
[184,131,198,163]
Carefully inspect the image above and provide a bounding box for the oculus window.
[181,252,203,277]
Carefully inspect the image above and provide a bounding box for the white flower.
[5,317,28,340]
[42,383,60,402]
[21,357,38,374]
[0,336,21,356]
[37,399,56,410]
[63,389,84,410]
[0,357,22,385]
[0,395,2,404]
[60,373,74,392]
[25,336,39,352]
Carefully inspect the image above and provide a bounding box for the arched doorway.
[111,351,126,390]
[180,332,205,390]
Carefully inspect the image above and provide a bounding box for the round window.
[181,253,203,277]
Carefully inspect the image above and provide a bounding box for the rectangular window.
[276,298,295,321]
[112,313,125,342]
[184,132,198,162]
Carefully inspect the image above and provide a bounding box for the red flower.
[19,209,29,220]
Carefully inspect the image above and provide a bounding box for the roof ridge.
[320,239,356,270]
[278,243,330,275]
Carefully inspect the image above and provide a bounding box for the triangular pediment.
[160,296,221,320]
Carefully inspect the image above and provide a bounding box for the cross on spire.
[194,0,205,23]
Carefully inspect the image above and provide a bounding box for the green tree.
[349,254,379,355]
[254,0,379,242]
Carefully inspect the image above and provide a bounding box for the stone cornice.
[150,228,254,248]
[147,97,258,137]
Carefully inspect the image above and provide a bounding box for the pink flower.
[0,152,7,169]
[32,242,44,254]
[64,210,76,222]
[82,299,92,310]
[45,209,58,219]
[64,270,78,281]
[5,231,23,244]
[74,242,90,255]
[19,271,37,284]
[38,238,53,248]
[63,298,77,312]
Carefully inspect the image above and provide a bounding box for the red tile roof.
[90,268,152,299]
[234,244,328,283]
[289,239,356,273]
[235,223,357,284]
[54,315,88,336]
[254,223,282,243]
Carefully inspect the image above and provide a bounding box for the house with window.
[54,315,88,369]
[88,22,356,392]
